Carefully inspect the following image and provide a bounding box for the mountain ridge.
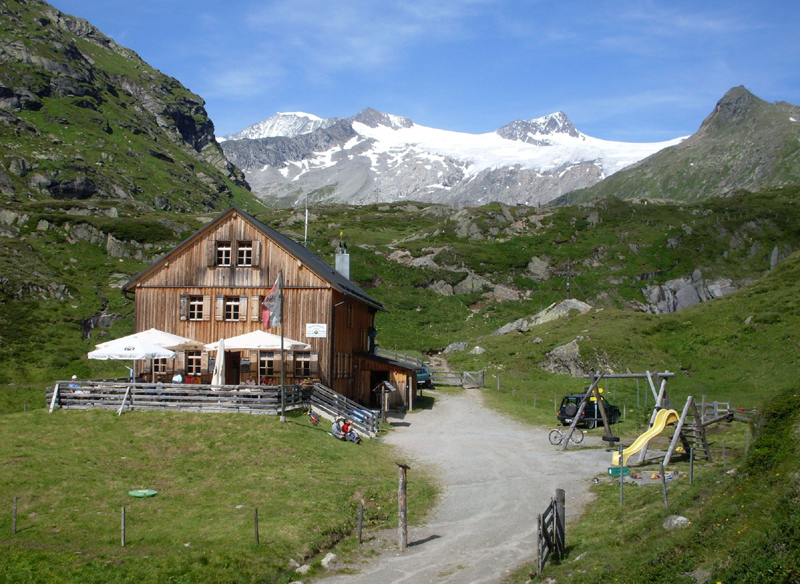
[221,108,682,208]
[559,86,800,204]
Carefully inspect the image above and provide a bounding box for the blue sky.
[50,0,800,142]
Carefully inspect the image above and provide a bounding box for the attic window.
[237,241,253,266]
[216,241,232,266]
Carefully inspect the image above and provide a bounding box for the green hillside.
[561,87,800,204]
[0,0,262,214]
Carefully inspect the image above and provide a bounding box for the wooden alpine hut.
[122,207,416,408]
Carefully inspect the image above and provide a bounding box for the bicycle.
[305,407,320,426]
[548,427,584,445]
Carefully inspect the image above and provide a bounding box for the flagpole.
[279,269,286,422]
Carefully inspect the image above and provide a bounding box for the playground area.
[554,370,756,473]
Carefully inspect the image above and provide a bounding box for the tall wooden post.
[254,508,260,545]
[397,463,410,551]
[121,506,126,547]
[555,488,565,559]
[357,504,364,544]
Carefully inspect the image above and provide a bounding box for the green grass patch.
[0,408,437,583]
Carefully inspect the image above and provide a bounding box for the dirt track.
[318,388,610,584]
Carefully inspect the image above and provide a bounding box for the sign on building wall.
[306,323,327,338]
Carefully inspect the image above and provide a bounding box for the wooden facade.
[123,207,414,407]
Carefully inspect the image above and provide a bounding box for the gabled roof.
[123,207,385,312]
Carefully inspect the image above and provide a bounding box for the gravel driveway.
[319,387,609,584]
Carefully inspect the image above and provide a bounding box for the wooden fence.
[47,380,308,416]
[307,383,380,437]
[375,348,425,369]
[536,489,565,575]
[46,380,381,437]
[431,370,485,387]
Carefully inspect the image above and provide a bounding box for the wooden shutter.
[179,294,188,321]
[202,295,211,321]
[239,295,248,321]
[274,353,282,373]
[215,295,224,321]
[252,240,261,267]
[310,352,319,377]
[201,351,209,372]
[207,240,216,267]
[250,295,261,321]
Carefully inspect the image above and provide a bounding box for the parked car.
[557,394,621,428]
[415,366,434,388]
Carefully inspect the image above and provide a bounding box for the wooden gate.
[536,489,565,575]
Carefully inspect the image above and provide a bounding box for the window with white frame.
[216,241,232,266]
[188,295,204,321]
[259,351,277,379]
[186,351,202,376]
[224,296,240,321]
[153,358,168,374]
[294,353,311,377]
[237,241,253,266]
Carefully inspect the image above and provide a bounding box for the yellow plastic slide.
[612,409,679,466]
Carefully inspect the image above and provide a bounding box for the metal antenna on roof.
[304,192,309,247]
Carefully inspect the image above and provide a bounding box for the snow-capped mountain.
[220,112,338,141]
[219,108,684,207]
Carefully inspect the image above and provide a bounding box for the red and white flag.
[261,272,283,328]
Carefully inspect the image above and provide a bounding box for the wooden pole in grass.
[397,463,410,551]
[254,508,259,545]
[121,506,126,547]
[357,504,364,544]
[12,496,17,535]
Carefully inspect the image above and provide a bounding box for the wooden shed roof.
[123,207,385,312]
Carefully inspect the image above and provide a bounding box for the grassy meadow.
[2,192,800,581]
[0,407,437,583]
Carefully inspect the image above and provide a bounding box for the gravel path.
[319,388,609,584]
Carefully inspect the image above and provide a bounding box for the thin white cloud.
[244,0,498,72]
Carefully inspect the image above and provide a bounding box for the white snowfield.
[350,119,684,178]
[227,110,683,178]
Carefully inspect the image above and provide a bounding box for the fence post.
[357,503,364,544]
[397,463,410,551]
[12,496,17,535]
[555,488,565,559]
[536,512,543,575]
[121,506,126,547]
[254,508,260,545]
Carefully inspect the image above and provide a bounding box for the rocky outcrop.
[640,269,742,314]
[493,299,592,335]
[0,0,251,210]
[541,340,584,377]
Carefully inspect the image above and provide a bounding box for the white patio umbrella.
[210,338,226,387]
[88,337,177,381]
[94,328,196,350]
[204,330,310,352]
[93,329,199,382]
[88,336,177,360]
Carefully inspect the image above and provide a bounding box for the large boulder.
[493,299,592,335]
[541,339,584,377]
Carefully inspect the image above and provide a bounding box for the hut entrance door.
[225,351,240,385]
